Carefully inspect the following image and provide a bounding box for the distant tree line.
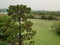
[31,10,60,16]
[27,10,60,20]
[0,9,7,12]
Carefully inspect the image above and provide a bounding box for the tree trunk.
[18,18,22,45]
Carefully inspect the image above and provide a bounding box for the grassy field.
[29,19,60,45]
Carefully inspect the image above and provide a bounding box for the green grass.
[29,19,60,45]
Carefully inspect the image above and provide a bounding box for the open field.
[29,19,60,45]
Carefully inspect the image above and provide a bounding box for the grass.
[29,19,60,45]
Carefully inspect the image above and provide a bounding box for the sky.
[0,0,60,11]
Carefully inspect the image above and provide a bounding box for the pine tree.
[7,5,36,45]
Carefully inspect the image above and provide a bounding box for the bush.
[47,15,54,20]
[53,21,60,35]
[41,15,46,19]
[41,15,54,20]
[26,14,33,18]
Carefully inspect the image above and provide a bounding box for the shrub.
[47,15,54,20]
[53,21,60,35]
[41,15,46,19]
[41,15,53,20]
[26,14,33,18]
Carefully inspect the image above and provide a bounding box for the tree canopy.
[7,5,36,45]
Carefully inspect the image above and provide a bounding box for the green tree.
[7,5,36,45]
[0,15,12,41]
[0,15,18,44]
